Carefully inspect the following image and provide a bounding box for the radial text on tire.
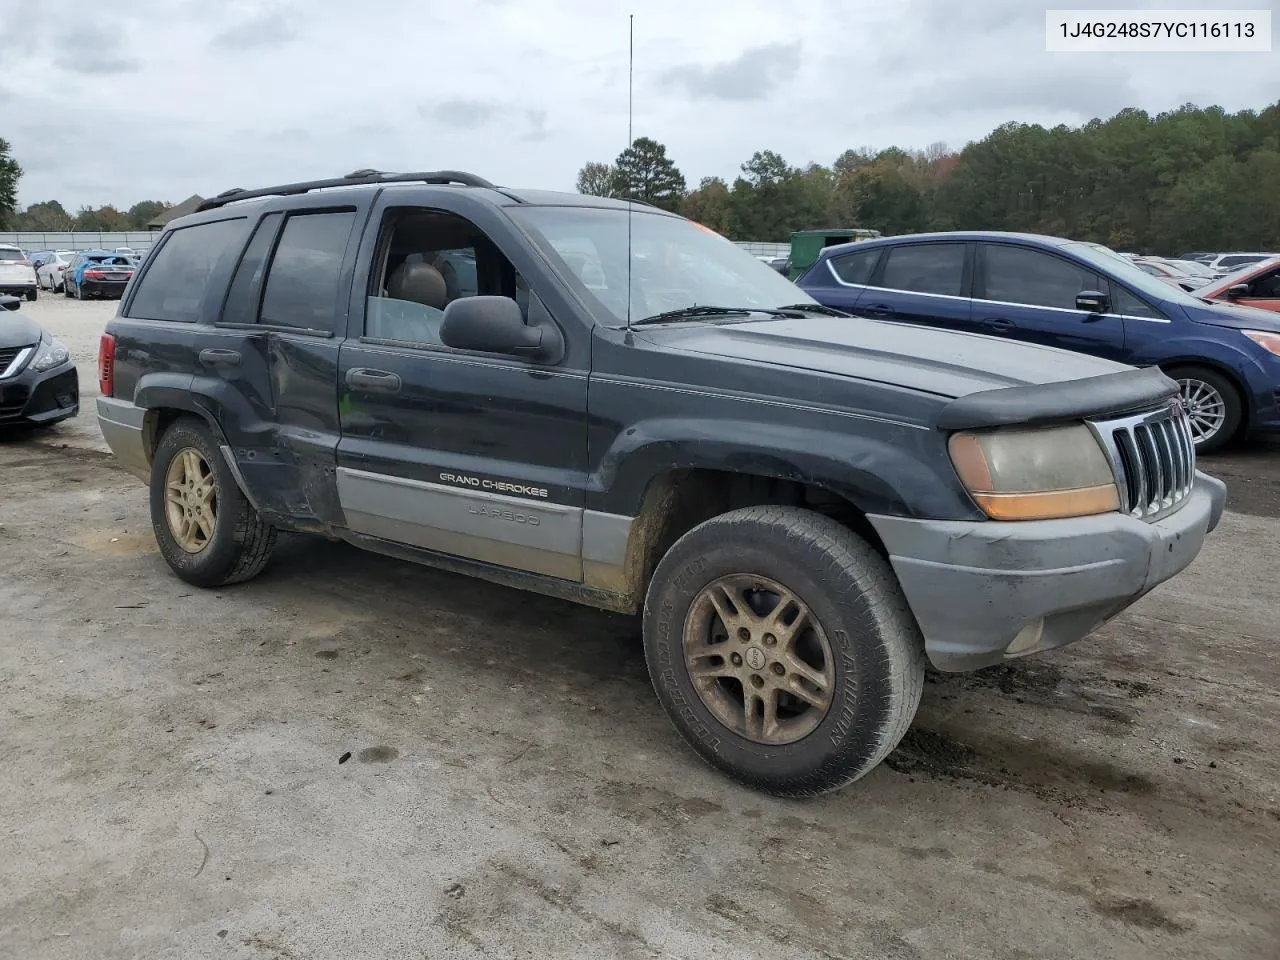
[642,505,926,797]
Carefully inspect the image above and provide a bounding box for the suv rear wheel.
[149,417,276,587]
[642,505,925,796]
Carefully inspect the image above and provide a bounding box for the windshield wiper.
[774,303,851,318]
[633,305,795,325]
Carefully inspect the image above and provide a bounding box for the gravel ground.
[2,296,1278,960]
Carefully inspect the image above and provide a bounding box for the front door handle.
[346,368,402,393]
[863,302,893,316]
[199,348,241,366]
[983,318,1015,333]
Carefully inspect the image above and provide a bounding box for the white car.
[36,251,78,293]
[0,246,38,301]
[1203,252,1279,276]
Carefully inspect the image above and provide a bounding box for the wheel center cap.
[745,646,767,671]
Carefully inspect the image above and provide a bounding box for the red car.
[1198,256,1280,314]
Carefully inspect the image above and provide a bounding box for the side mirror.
[0,295,21,312]
[1075,290,1108,313]
[1225,283,1250,299]
[439,296,558,361]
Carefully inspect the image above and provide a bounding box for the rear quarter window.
[126,218,250,323]
[828,247,880,285]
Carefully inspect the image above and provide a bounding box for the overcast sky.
[3,0,1277,210]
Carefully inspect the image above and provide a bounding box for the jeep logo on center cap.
[745,647,767,671]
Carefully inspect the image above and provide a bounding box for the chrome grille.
[1090,402,1196,521]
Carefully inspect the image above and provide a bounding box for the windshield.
[1062,241,1206,306]
[509,206,815,326]
[0,248,25,262]
[1169,259,1214,277]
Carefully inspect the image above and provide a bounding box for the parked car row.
[795,231,1280,453]
[30,249,139,298]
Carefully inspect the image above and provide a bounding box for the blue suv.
[797,231,1280,452]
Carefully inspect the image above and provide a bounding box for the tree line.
[0,139,171,232]
[578,101,1280,255]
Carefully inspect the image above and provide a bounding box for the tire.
[64,280,73,298]
[26,287,37,301]
[1166,364,1242,454]
[642,505,925,797]
[149,417,277,587]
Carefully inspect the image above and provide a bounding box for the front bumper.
[0,362,79,426]
[868,472,1227,672]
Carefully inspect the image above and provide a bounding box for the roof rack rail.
[196,169,497,212]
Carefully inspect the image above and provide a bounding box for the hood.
[636,315,1129,399]
[0,311,44,350]
[1183,298,1280,332]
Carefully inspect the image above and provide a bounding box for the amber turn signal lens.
[971,485,1121,521]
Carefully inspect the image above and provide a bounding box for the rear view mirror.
[1075,290,1108,313]
[1225,283,1250,299]
[439,295,563,362]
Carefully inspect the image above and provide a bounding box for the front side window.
[1250,266,1280,299]
[879,242,966,297]
[364,209,523,346]
[983,244,1101,310]
[1108,284,1164,319]
[509,206,817,327]
[259,210,355,333]
[126,218,249,323]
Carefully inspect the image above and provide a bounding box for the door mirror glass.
[1075,290,1108,312]
[440,296,549,358]
[1226,283,1250,299]
[0,295,21,311]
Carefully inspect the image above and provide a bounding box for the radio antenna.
[625,12,634,331]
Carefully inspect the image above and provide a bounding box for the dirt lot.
[2,297,1278,959]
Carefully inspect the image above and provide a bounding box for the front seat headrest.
[387,260,448,309]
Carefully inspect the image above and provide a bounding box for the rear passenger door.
[861,241,975,332]
[215,201,369,526]
[974,243,1126,360]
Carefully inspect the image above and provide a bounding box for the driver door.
[334,192,591,581]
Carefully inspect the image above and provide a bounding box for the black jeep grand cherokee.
[97,169,1226,796]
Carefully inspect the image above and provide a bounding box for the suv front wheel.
[642,505,925,796]
[149,417,277,587]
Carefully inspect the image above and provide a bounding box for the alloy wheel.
[1178,377,1227,445]
[682,573,835,745]
[164,447,217,553]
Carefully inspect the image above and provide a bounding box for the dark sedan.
[0,296,79,427]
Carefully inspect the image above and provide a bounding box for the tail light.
[85,270,106,280]
[98,333,116,397]
[57,265,66,272]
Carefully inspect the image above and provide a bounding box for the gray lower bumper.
[96,396,151,482]
[868,472,1227,672]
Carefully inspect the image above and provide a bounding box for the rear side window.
[258,211,355,333]
[983,244,1101,310]
[829,247,880,285]
[880,242,966,297]
[221,213,283,323]
[127,219,248,322]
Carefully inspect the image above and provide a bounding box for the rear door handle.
[199,348,241,366]
[346,368,402,393]
[983,318,1015,333]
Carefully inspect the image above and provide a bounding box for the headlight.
[948,422,1120,521]
[1242,329,1280,356]
[31,337,70,373]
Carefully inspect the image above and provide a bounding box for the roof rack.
[196,169,497,212]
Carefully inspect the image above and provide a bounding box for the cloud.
[425,100,504,129]
[209,8,301,51]
[660,42,802,102]
[1,0,1275,210]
